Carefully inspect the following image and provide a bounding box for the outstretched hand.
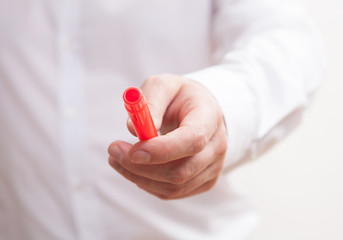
[108,74,228,200]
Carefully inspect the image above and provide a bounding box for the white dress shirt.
[0,0,325,239]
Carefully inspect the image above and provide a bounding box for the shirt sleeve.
[185,0,327,172]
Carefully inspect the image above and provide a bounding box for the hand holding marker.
[123,87,158,141]
[110,77,228,200]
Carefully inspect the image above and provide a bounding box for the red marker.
[123,87,158,141]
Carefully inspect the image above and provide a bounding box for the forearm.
[186,0,327,171]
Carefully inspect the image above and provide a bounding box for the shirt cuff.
[184,65,258,171]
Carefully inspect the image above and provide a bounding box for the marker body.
[123,87,158,141]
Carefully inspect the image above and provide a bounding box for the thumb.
[140,74,183,131]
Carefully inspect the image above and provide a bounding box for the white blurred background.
[231,0,343,239]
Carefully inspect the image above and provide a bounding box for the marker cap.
[123,87,158,141]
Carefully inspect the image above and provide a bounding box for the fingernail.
[130,150,151,163]
[127,118,132,125]
[109,145,123,163]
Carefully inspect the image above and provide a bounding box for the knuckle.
[192,130,207,153]
[164,184,184,198]
[152,192,169,200]
[170,164,193,185]
[216,135,228,156]
[204,179,217,192]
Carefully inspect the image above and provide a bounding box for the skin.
[108,74,228,200]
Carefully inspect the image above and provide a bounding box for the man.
[0,0,325,239]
